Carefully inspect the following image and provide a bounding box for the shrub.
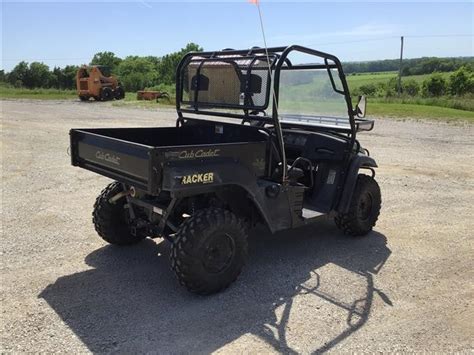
[385,77,398,97]
[448,66,474,96]
[422,74,447,97]
[403,79,420,96]
[373,82,387,98]
[358,83,377,96]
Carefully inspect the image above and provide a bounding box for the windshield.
[278,67,350,124]
[97,66,111,77]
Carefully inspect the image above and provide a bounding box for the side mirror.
[355,95,367,118]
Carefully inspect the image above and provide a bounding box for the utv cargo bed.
[70,122,268,194]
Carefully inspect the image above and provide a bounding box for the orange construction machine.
[76,65,125,101]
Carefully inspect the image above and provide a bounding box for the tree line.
[0,43,202,92]
[344,56,474,75]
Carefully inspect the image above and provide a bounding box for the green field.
[346,71,452,91]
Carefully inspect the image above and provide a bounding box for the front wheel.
[114,86,125,100]
[335,174,381,236]
[100,87,113,101]
[92,182,145,245]
[170,208,248,295]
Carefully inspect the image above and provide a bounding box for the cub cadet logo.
[181,172,214,185]
[174,149,220,160]
[95,150,121,166]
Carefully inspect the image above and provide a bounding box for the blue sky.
[1,1,473,71]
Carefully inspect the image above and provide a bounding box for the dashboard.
[282,130,349,161]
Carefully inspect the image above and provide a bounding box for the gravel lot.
[1,99,473,353]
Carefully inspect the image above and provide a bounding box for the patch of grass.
[347,71,398,88]
[0,84,76,100]
[373,95,474,112]
[367,102,474,122]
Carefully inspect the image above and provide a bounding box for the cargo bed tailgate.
[70,129,157,192]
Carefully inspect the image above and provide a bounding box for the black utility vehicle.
[70,45,381,294]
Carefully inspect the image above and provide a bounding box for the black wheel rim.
[358,192,373,221]
[202,233,235,274]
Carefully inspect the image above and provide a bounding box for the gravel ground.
[1,99,473,353]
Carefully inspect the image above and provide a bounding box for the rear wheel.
[170,208,248,295]
[92,182,145,245]
[79,95,89,101]
[114,86,125,100]
[100,87,113,101]
[335,174,381,236]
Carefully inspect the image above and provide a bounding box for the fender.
[337,154,378,213]
[161,161,294,233]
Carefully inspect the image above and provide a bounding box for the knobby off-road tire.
[335,174,381,237]
[92,182,145,245]
[170,208,248,295]
[100,87,113,101]
[114,86,125,100]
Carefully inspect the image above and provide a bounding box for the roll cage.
[175,45,374,182]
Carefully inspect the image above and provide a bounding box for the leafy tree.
[117,56,158,91]
[157,43,203,85]
[90,51,122,72]
[0,70,6,82]
[422,74,447,97]
[448,66,474,95]
[51,65,78,89]
[63,65,79,89]
[26,62,53,88]
[8,61,53,88]
[144,56,161,68]
[50,66,61,88]
[8,61,29,87]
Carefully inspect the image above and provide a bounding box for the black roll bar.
[175,45,358,183]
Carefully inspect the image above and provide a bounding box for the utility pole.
[398,36,404,96]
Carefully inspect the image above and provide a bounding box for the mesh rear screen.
[180,55,273,111]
